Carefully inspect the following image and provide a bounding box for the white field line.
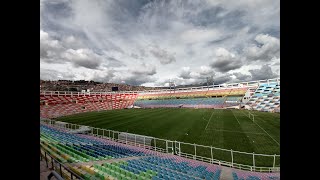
[240,110,280,146]
[206,128,265,135]
[240,110,250,118]
[253,120,280,146]
[204,111,215,130]
[202,117,209,122]
[231,110,241,125]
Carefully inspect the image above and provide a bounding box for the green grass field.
[56,108,280,167]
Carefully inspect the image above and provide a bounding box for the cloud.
[213,74,233,84]
[89,70,116,83]
[106,57,125,67]
[40,30,63,60]
[40,68,75,80]
[180,28,222,44]
[232,72,252,81]
[130,63,157,76]
[199,66,215,76]
[149,46,176,65]
[179,67,191,79]
[40,30,105,69]
[210,48,243,72]
[61,49,102,69]
[40,0,279,86]
[249,64,278,80]
[244,34,280,61]
[117,75,157,86]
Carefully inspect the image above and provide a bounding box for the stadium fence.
[41,119,280,173]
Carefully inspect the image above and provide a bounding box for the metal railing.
[40,119,280,173]
[40,147,84,180]
[47,171,64,180]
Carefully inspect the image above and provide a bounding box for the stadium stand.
[134,87,246,108]
[40,78,280,179]
[134,97,227,108]
[232,170,280,180]
[41,124,224,180]
[246,83,280,112]
[40,93,138,118]
[40,79,280,118]
[136,87,248,100]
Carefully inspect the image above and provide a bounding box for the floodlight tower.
[169,79,175,93]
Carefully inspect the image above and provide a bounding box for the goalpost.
[248,112,255,122]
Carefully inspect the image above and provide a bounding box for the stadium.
[40,0,280,179]
[40,78,280,180]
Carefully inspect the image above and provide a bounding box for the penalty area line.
[241,110,280,146]
[202,117,209,122]
[253,120,280,146]
[206,128,265,135]
[231,110,241,125]
[204,111,215,130]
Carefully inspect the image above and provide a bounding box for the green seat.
[100,175,105,180]
[130,173,137,179]
[125,171,131,176]
[137,176,144,180]
[140,172,147,177]
[119,169,125,174]
[115,167,120,172]
[120,174,127,179]
[84,174,91,180]
[102,167,108,173]
[98,173,105,180]
[106,168,112,174]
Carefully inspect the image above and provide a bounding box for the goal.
[248,112,255,122]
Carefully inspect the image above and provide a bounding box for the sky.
[40,0,279,87]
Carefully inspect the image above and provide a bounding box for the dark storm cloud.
[131,64,157,76]
[210,48,243,73]
[232,72,252,81]
[249,65,278,80]
[213,74,233,84]
[211,59,243,73]
[120,75,156,86]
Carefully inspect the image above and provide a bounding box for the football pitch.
[56,108,280,167]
